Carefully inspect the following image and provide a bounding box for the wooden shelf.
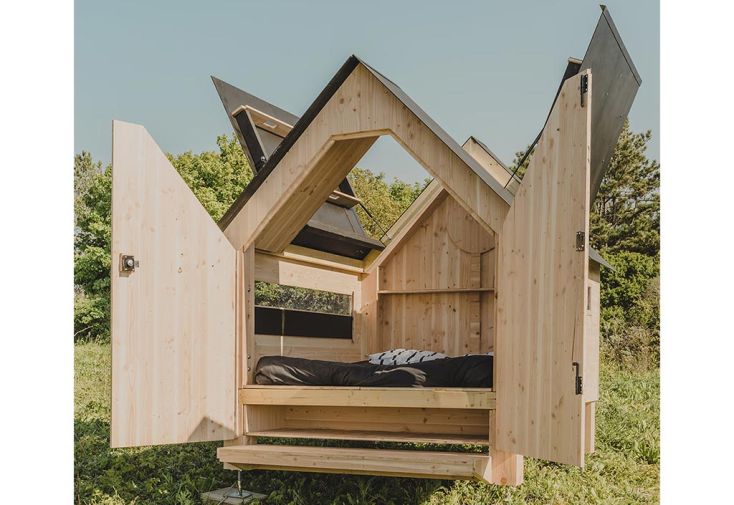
[247,428,489,445]
[378,287,495,295]
[218,444,491,480]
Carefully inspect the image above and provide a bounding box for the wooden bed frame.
[108,7,638,487]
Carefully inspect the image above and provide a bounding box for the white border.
[0,0,74,501]
[662,1,734,502]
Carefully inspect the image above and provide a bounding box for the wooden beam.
[256,136,378,252]
[462,137,519,194]
[240,386,495,409]
[246,428,489,445]
[254,251,360,295]
[218,444,493,480]
[378,288,494,295]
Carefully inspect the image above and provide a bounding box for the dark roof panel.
[213,72,381,258]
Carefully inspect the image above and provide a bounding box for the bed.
[254,354,493,388]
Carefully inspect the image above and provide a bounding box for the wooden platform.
[240,386,495,409]
[245,427,489,445]
[218,444,492,480]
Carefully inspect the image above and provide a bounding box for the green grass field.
[75,343,659,504]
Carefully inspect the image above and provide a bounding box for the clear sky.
[75,0,659,183]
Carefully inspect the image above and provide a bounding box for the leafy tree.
[74,152,112,341]
[167,134,253,221]
[348,167,430,239]
[591,121,660,256]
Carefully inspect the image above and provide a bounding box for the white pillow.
[368,349,447,365]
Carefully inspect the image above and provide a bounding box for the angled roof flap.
[213,72,380,259]
[217,57,361,229]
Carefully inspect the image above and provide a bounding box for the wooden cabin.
[109,7,640,486]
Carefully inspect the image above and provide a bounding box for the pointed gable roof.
[218,56,513,233]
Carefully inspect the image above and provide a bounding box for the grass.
[75,342,659,504]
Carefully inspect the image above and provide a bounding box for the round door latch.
[120,254,139,272]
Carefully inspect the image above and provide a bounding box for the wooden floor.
[246,427,490,445]
[218,444,490,480]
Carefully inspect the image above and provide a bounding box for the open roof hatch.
[212,76,384,259]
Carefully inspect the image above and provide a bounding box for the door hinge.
[576,231,586,251]
[120,254,139,272]
[580,74,589,108]
[572,362,583,395]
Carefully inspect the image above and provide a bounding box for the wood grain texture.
[110,121,236,447]
[462,137,520,195]
[240,386,494,409]
[584,261,601,402]
[218,444,492,480]
[377,194,495,355]
[246,428,489,445]
[223,64,510,253]
[495,72,592,466]
[281,405,490,436]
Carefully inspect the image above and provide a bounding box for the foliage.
[601,253,660,368]
[255,281,352,315]
[75,343,659,504]
[74,152,112,341]
[348,167,430,239]
[591,123,660,368]
[166,135,253,222]
[591,122,660,257]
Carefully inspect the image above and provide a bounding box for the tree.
[74,152,112,341]
[348,167,429,239]
[167,134,254,221]
[590,121,660,256]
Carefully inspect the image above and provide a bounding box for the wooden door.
[495,72,591,466]
[110,121,237,448]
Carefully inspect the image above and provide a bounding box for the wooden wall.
[376,194,496,355]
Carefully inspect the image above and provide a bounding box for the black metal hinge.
[576,231,586,251]
[580,74,589,108]
[572,362,583,395]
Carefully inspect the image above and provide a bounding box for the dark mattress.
[254,354,493,388]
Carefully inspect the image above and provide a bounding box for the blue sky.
[75,0,659,183]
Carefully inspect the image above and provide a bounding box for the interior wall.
[375,194,496,355]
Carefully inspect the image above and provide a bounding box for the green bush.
[600,252,660,368]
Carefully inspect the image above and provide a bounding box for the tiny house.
[110,7,639,486]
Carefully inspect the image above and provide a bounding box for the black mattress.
[254,354,493,388]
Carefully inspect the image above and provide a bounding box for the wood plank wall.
[377,195,496,355]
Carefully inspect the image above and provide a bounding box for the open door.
[110,121,237,448]
[495,72,591,466]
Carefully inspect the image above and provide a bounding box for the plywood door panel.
[111,121,236,447]
[495,72,591,466]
